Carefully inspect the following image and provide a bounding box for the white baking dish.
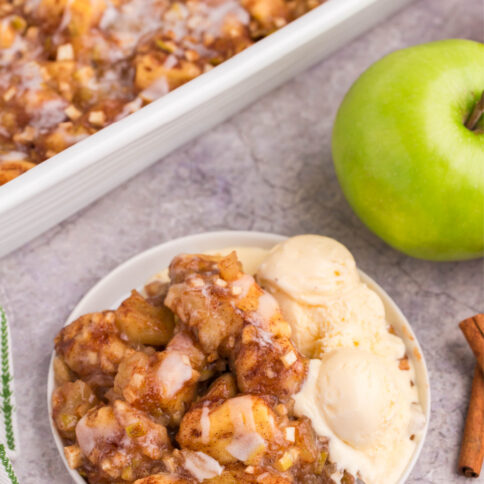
[0,0,414,258]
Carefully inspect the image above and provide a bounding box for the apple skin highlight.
[332,39,484,261]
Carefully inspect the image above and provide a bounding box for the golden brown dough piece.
[73,400,171,482]
[52,380,98,440]
[114,332,205,426]
[233,322,304,398]
[207,465,294,483]
[165,253,307,398]
[133,448,227,483]
[168,253,235,284]
[242,0,289,32]
[115,290,175,346]
[55,311,134,389]
[134,475,193,484]
[0,160,36,185]
[165,254,244,356]
[177,392,328,480]
[177,394,287,465]
[202,374,238,402]
[53,356,75,386]
[134,465,294,484]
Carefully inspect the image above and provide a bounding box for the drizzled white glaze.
[226,431,265,462]
[230,274,254,299]
[226,396,266,462]
[113,401,164,459]
[164,54,178,69]
[140,77,170,102]
[184,451,224,481]
[55,0,74,39]
[29,98,68,131]
[156,351,193,397]
[97,0,169,60]
[250,326,274,348]
[54,123,89,144]
[6,61,44,93]
[255,293,278,321]
[115,97,143,121]
[200,404,211,444]
[75,415,97,457]
[75,411,119,457]
[248,292,278,330]
[0,151,28,162]
[99,1,119,29]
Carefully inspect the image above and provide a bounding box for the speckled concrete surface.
[0,0,483,482]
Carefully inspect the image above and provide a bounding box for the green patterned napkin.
[0,306,19,484]
[0,445,18,484]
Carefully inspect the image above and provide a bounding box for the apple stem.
[466,90,484,131]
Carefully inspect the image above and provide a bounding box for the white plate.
[0,0,415,258]
[47,230,430,483]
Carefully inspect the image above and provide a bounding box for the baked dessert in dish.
[51,236,426,483]
[0,0,324,185]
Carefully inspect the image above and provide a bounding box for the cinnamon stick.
[459,365,484,477]
[460,315,484,371]
[459,314,484,477]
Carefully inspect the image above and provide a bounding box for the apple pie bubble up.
[0,0,324,185]
[51,236,425,483]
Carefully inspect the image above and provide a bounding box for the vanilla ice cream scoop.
[315,348,406,450]
[294,353,424,484]
[258,235,360,305]
[257,235,404,360]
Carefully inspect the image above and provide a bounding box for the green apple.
[332,39,484,261]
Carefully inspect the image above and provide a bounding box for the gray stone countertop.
[0,0,483,481]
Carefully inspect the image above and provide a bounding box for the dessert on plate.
[51,235,426,483]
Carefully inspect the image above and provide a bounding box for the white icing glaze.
[55,0,74,38]
[140,77,170,102]
[183,451,224,481]
[226,431,265,462]
[230,274,254,299]
[8,61,44,93]
[251,326,274,348]
[113,401,163,459]
[0,151,28,162]
[226,396,266,462]
[247,291,278,331]
[28,98,68,131]
[256,472,271,482]
[156,351,193,397]
[75,411,119,458]
[164,54,178,69]
[97,0,168,59]
[53,123,89,145]
[115,97,143,121]
[75,415,97,457]
[99,1,119,29]
[255,292,278,321]
[201,404,211,444]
